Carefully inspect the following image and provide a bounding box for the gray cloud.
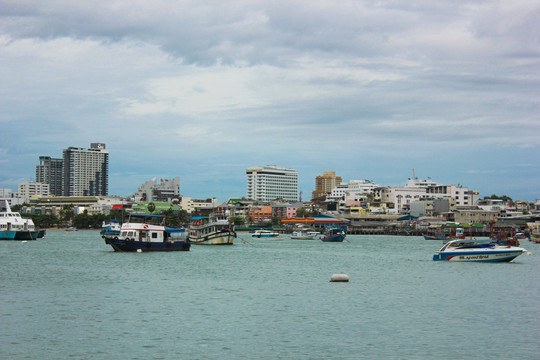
[1,0,539,200]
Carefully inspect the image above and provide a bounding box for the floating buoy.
[330,274,349,282]
[137,249,142,253]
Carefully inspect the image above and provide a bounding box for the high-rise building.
[246,165,298,202]
[36,156,63,196]
[63,143,109,196]
[312,171,342,200]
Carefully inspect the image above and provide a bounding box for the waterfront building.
[272,203,304,219]
[17,182,50,202]
[312,171,342,200]
[133,177,180,202]
[36,156,63,196]
[63,143,109,196]
[250,205,273,222]
[426,185,479,206]
[246,165,298,202]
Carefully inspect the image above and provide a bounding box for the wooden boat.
[320,227,346,242]
[188,214,236,245]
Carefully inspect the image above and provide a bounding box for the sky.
[1,0,539,202]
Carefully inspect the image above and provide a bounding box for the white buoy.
[137,249,142,253]
[330,274,349,282]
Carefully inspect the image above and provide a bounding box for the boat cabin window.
[151,232,158,239]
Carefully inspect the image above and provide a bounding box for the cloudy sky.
[1,0,539,201]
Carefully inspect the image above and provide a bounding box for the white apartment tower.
[63,143,109,196]
[246,165,298,202]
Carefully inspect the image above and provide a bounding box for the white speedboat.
[189,214,236,245]
[433,239,528,262]
[252,230,279,238]
[290,230,318,240]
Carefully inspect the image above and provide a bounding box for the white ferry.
[0,201,39,240]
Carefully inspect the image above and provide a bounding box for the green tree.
[231,216,245,226]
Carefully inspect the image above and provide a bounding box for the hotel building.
[312,171,342,200]
[246,165,298,202]
[63,143,109,196]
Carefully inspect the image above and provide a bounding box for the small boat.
[0,201,39,240]
[252,230,279,238]
[103,213,190,252]
[290,230,318,240]
[188,214,236,245]
[100,220,121,237]
[424,233,458,241]
[433,239,528,262]
[66,227,78,232]
[320,227,346,242]
[424,227,464,241]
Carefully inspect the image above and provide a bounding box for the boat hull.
[424,235,457,241]
[290,235,317,240]
[0,231,17,240]
[433,249,526,262]
[321,234,345,242]
[1,231,39,240]
[189,231,235,245]
[104,237,190,252]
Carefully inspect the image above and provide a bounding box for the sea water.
[1,231,538,359]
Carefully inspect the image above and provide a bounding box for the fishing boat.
[100,220,121,237]
[320,227,346,242]
[424,227,464,241]
[252,229,279,238]
[433,239,528,262]
[0,201,39,240]
[103,213,189,252]
[188,214,236,245]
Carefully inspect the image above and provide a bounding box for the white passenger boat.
[252,229,279,238]
[0,201,39,240]
[188,214,236,245]
[433,239,528,262]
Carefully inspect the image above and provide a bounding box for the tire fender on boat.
[147,242,151,248]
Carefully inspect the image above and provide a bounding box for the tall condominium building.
[246,165,298,202]
[36,156,63,196]
[63,143,109,196]
[312,171,342,200]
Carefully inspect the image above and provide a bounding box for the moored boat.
[252,229,279,238]
[188,214,236,245]
[320,227,346,242]
[103,213,190,252]
[433,239,528,262]
[100,220,121,237]
[290,230,318,240]
[0,201,39,240]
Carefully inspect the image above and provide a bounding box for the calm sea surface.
[1,231,539,359]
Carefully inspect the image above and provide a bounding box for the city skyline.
[1,1,539,201]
